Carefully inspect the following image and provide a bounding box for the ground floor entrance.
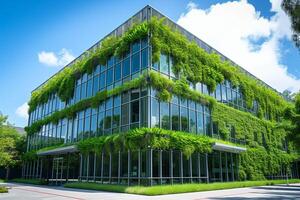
[22,153,80,185]
[22,149,299,186]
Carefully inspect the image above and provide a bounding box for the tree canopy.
[0,114,25,170]
[282,0,300,50]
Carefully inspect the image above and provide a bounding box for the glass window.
[113,107,120,128]
[204,114,211,136]
[100,73,106,90]
[160,102,170,129]
[108,56,114,67]
[122,57,130,77]
[197,112,204,135]
[222,84,227,102]
[140,97,148,127]
[181,107,188,132]
[151,98,159,127]
[81,82,87,100]
[132,41,140,53]
[216,84,221,101]
[91,114,97,135]
[131,89,139,100]
[171,104,179,131]
[97,112,104,135]
[131,100,139,123]
[121,104,129,125]
[114,95,121,107]
[141,38,148,48]
[87,79,93,98]
[141,48,148,69]
[104,109,112,130]
[106,68,113,86]
[189,110,196,133]
[131,53,140,74]
[93,75,99,95]
[115,63,121,81]
[160,54,169,74]
[122,91,129,104]
[106,97,113,109]
[84,115,90,138]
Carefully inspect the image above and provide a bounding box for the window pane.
[87,79,93,98]
[181,107,188,132]
[171,104,179,131]
[197,112,204,135]
[100,73,106,90]
[114,95,121,107]
[132,41,140,53]
[141,48,148,69]
[91,114,97,135]
[115,63,121,81]
[122,58,130,77]
[106,68,113,86]
[81,82,87,100]
[97,112,104,135]
[189,110,196,133]
[131,88,139,100]
[160,102,170,129]
[151,98,159,127]
[104,109,112,130]
[121,104,129,125]
[113,107,120,128]
[131,53,140,74]
[140,97,148,127]
[93,75,99,95]
[160,54,169,74]
[131,100,139,123]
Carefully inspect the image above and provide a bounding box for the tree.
[0,114,26,179]
[282,0,300,49]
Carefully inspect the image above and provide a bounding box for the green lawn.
[64,179,300,196]
[10,178,47,185]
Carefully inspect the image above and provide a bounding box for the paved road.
[0,182,299,200]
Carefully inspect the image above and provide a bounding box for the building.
[22,6,299,185]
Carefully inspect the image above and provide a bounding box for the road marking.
[14,187,86,200]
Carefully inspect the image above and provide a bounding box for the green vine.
[77,127,213,158]
[149,17,290,120]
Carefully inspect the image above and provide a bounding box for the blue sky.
[0,0,299,127]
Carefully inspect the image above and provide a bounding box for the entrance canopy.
[212,142,246,153]
[37,145,78,156]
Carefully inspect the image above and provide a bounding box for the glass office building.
[23,6,295,185]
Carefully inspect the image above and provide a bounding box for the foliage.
[64,179,300,195]
[77,127,213,158]
[22,150,37,162]
[282,0,300,49]
[0,186,8,193]
[149,17,289,120]
[0,114,25,169]
[284,92,300,149]
[11,178,47,185]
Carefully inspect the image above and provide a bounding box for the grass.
[10,178,47,185]
[64,179,300,196]
[0,179,4,183]
[0,186,8,193]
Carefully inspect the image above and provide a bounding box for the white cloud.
[177,0,300,92]
[16,102,29,120]
[38,48,75,67]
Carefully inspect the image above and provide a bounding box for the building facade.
[22,6,299,185]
